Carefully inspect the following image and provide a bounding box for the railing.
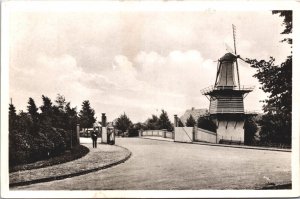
[244,110,262,115]
[200,85,215,95]
[201,85,255,95]
[210,108,244,114]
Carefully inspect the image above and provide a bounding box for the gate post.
[174,115,178,127]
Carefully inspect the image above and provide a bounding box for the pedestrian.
[91,129,98,148]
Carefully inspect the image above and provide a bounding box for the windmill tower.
[201,25,254,144]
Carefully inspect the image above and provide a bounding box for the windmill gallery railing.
[200,85,255,95]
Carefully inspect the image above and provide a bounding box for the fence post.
[174,115,178,127]
[193,125,196,142]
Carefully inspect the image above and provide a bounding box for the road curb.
[9,145,132,188]
[191,141,291,152]
[141,137,174,143]
[140,137,291,152]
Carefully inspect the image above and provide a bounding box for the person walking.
[91,129,98,148]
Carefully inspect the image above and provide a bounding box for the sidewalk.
[10,138,131,187]
[140,136,291,152]
[142,136,174,142]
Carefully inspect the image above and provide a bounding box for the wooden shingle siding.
[210,95,244,114]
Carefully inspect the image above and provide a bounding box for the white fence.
[142,127,217,144]
[141,130,173,139]
[195,128,217,143]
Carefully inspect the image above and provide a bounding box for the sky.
[8,2,291,123]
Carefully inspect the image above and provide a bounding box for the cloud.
[8,9,289,122]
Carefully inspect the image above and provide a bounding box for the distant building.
[179,107,208,125]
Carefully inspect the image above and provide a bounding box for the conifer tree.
[78,100,96,130]
[186,114,196,127]
[158,110,172,131]
[9,103,17,132]
[115,113,132,133]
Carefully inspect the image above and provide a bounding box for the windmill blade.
[232,24,237,54]
[214,61,221,87]
[235,60,241,89]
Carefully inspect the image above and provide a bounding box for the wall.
[216,120,244,143]
[142,130,173,138]
[174,127,194,143]
[166,131,173,138]
[195,128,217,143]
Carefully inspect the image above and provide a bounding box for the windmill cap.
[220,53,237,62]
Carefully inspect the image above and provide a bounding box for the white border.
[1,1,300,198]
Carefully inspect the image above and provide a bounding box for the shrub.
[197,116,217,132]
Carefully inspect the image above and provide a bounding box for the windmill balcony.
[210,108,245,114]
[201,85,255,95]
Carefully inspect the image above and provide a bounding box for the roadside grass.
[10,145,89,173]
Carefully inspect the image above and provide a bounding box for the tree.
[9,103,17,132]
[244,116,259,145]
[128,123,143,137]
[145,115,159,130]
[178,119,184,127]
[247,11,292,146]
[55,94,67,111]
[197,116,217,132]
[78,100,96,130]
[272,11,292,44]
[40,95,54,127]
[115,113,132,134]
[52,94,69,129]
[158,110,172,131]
[27,97,40,134]
[65,102,78,131]
[186,114,196,127]
[27,97,38,118]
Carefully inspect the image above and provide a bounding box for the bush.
[9,127,71,167]
[197,116,217,132]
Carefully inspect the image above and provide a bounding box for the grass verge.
[9,145,89,173]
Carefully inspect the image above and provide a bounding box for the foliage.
[40,95,54,127]
[247,11,292,146]
[65,102,78,131]
[244,116,259,145]
[27,97,40,134]
[145,115,159,130]
[178,119,184,127]
[27,97,39,118]
[9,94,81,167]
[115,113,133,133]
[145,115,160,130]
[185,115,196,127]
[157,110,173,131]
[9,103,17,132]
[78,100,96,129]
[272,10,292,44]
[128,123,142,137]
[197,116,217,132]
[10,145,89,173]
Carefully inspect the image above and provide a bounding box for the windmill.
[201,25,255,144]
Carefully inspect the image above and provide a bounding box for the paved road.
[14,138,291,190]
